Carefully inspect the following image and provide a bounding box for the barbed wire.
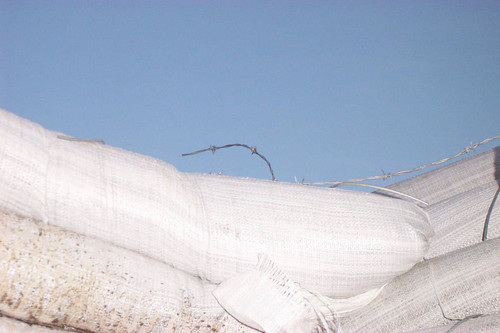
[182,134,500,207]
[306,133,500,188]
[182,134,500,187]
[182,144,276,181]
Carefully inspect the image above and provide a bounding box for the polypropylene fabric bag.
[0,109,432,298]
[424,180,499,258]
[336,237,500,332]
[0,211,252,333]
[380,146,499,258]
[212,254,381,333]
[212,237,500,332]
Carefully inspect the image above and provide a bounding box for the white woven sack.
[379,146,499,258]
[385,146,500,206]
[425,180,499,258]
[0,211,253,333]
[0,109,432,298]
[212,254,384,332]
[336,237,500,332]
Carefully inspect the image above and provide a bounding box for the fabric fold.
[213,254,341,333]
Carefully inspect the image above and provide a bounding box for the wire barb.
[182,143,276,181]
[306,133,500,187]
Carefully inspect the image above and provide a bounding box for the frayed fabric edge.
[213,254,344,333]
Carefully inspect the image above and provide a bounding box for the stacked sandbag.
[425,180,499,258]
[0,211,252,333]
[0,108,432,298]
[383,146,500,257]
[336,237,500,332]
[5,108,497,332]
[209,236,500,332]
[340,147,500,332]
[211,146,500,332]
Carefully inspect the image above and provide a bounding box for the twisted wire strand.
[182,143,276,181]
[307,134,500,187]
[181,134,500,206]
[482,186,500,241]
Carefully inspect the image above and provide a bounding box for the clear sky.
[1,1,499,187]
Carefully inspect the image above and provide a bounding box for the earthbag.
[380,146,499,258]
[336,237,500,332]
[0,108,432,297]
[0,211,253,333]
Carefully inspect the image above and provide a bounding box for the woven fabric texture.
[213,254,341,333]
[380,146,499,258]
[385,146,500,206]
[408,313,500,333]
[425,180,499,258]
[0,211,253,333]
[336,237,500,332]
[0,108,432,297]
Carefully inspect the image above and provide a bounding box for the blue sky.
[1,1,499,186]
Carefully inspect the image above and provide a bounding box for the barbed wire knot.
[463,143,476,154]
[381,169,393,182]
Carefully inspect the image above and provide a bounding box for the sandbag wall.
[0,108,498,332]
[339,147,500,332]
[0,108,432,298]
[337,238,500,331]
[384,146,500,257]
